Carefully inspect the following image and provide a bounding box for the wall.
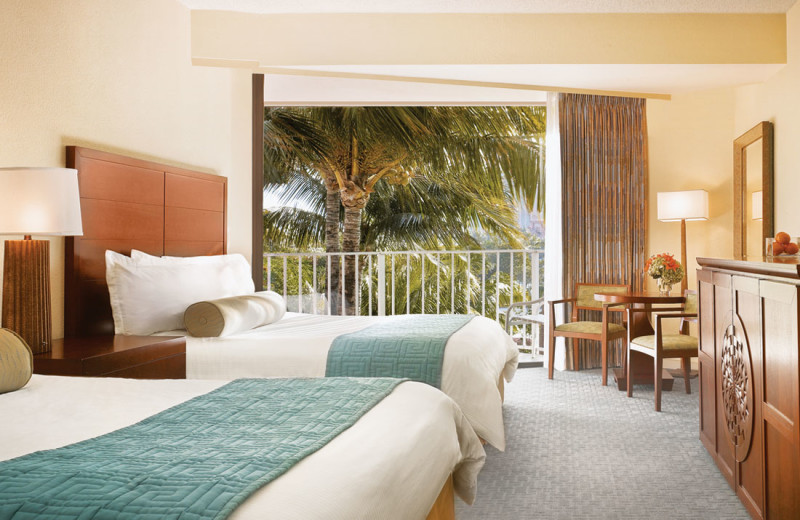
[733,3,800,234]
[0,0,252,339]
[647,88,736,292]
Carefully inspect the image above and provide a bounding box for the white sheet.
[187,313,519,450]
[0,375,485,520]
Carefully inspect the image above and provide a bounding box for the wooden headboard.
[65,147,227,337]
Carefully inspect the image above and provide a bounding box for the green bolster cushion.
[0,328,33,394]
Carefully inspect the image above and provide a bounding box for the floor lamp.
[0,168,83,353]
[656,190,709,293]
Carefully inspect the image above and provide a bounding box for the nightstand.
[33,335,186,379]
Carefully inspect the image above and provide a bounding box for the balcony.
[264,248,545,362]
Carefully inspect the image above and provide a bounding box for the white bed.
[186,312,519,450]
[0,374,485,520]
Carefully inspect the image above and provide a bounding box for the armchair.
[626,291,698,411]
[547,283,630,385]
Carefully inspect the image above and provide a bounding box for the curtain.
[558,93,648,371]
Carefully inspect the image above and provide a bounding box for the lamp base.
[2,239,52,353]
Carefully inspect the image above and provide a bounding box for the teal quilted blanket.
[326,314,475,388]
[0,377,403,520]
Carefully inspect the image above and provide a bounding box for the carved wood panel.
[721,323,755,463]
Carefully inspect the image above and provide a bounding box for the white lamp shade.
[657,190,709,222]
[0,168,83,236]
[752,191,763,221]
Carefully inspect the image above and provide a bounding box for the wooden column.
[252,73,265,291]
[2,237,52,353]
[681,218,688,293]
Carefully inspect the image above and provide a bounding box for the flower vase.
[657,278,673,296]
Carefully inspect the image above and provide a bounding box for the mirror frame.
[734,121,774,260]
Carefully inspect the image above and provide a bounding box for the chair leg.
[654,356,663,412]
[571,339,580,372]
[621,339,627,378]
[601,340,608,386]
[626,346,633,398]
[682,357,691,394]
[548,332,556,380]
[537,323,545,357]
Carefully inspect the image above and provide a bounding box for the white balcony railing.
[263,249,544,325]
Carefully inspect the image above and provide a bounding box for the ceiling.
[180,0,797,103]
[178,0,797,14]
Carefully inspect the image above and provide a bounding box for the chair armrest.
[547,297,576,306]
[548,298,576,330]
[505,298,544,332]
[601,301,629,329]
[506,298,545,313]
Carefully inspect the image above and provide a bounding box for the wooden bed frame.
[62,146,456,520]
[64,147,227,337]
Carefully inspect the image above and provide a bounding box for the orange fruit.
[786,243,799,255]
[776,231,791,244]
[773,241,785,255]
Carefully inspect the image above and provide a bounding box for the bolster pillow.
[0,328,33,394]
[184,291,287,337]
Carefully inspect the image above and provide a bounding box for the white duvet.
[0,375,485,520]
[187,312,519,449]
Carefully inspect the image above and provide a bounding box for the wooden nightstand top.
[33,335,186,379]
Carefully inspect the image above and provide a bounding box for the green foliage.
[263,106,546,253]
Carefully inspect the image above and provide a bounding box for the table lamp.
[0,168,83,353]
[657,190,709,292]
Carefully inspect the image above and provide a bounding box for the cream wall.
[733,3,800,235]
[647,0,800,276]
[647,88,736,292]
[0,0,252,339]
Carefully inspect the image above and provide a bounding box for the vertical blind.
[558,93,648,370]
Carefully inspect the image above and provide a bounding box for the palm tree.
[264,106,545,313]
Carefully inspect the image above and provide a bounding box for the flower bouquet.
[645,253,684,295]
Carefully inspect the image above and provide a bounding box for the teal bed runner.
[325,314,475,388]
[0,377,403,520]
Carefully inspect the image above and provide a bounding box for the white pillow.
[130,250,255,294]
[106,250,255,335]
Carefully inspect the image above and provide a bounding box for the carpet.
[456,367,750,520]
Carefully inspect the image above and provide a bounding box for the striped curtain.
[558,93,648,371]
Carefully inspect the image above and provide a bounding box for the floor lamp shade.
[656,190,709,222]
[0,168,83,353]
[657,190,709,292]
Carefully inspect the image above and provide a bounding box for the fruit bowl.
[766,232,800,257]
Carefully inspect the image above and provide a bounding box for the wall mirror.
[734,121,773,261]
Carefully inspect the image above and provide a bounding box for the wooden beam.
[252,73,265,290]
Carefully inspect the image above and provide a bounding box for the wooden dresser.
[697,258,800,520]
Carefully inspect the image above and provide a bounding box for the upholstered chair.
[547,283,630,385]
[626,291,698,411]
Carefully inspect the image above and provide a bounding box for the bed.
[186,311,519,450]
[0,372,484,519]
[63,146,518,450]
